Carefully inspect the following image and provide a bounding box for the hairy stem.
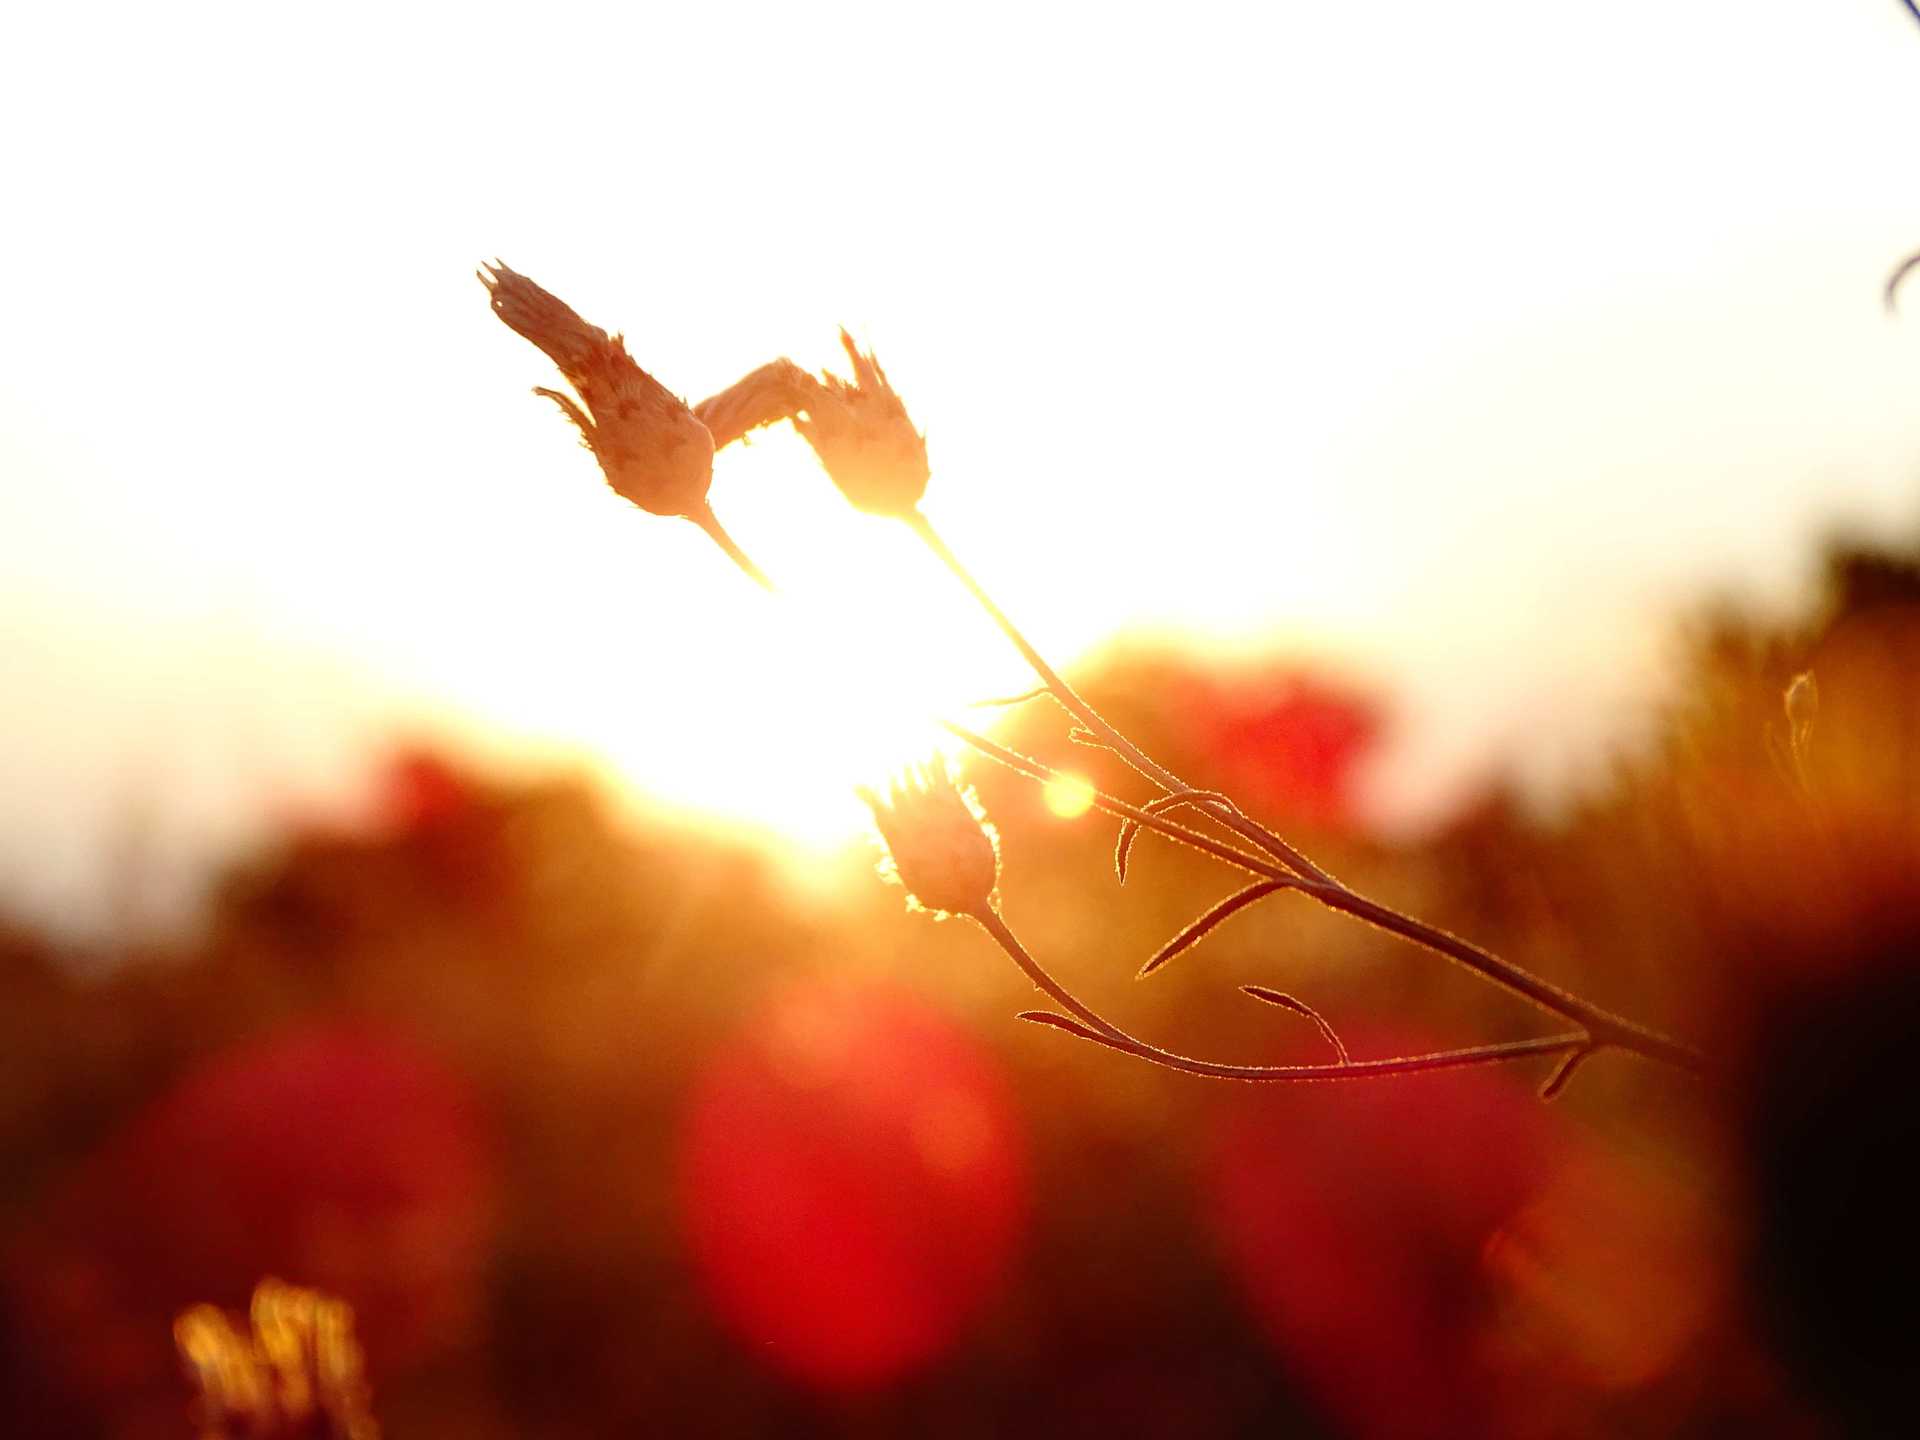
[907,510,1333,884]
[973,907,1593,1083]
[669,493,1707,1085]
[943,724,1708,1078]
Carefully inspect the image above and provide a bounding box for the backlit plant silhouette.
[480,262,1708,1100]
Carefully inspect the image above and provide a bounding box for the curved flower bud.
[699,329,930,517]
[693,357,819,451]
[479,262,713,519]
[858,760,1000,918]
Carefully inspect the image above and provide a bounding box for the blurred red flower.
[8,1024,495,1429]
[1203,1034,1560,1439]
[677,982,1028,1391]
[1188,670,1383,832]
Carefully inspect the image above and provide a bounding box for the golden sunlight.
[383,423,1041,856]
[1042,773,1097,821]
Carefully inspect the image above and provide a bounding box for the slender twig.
[1117,790,1236,883]
[974,907,1592,1084]
[942,720,1300,880]
[688,503,775,591]
[600,338,1710,1091]
[680,497,1705,1080]
[941,726,1708,1077]
[912,514,1708,1075]
[1240,986,1351,1064]
[1537,1044,1597,1101]
[907,509,1335,885]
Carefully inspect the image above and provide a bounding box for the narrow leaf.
[1537,1045,1594,1101]
[1139,881,1286,979]
[1240,985,1350,1064]
[967,686,1050,709]
[1115,790,1237,885]
[1015,1010,1107,1044]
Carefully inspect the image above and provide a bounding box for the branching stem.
[682,445,1708,1091]
[907,510,1334,885]
[945,720,1706,1077]
[973,907,1594,1083]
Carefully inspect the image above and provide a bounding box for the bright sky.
[4,1,1920,941]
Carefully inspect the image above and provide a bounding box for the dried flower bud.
[699,329,929,517]
[693,357,819,451]
[176,1279,379,1439]
[479,261,713,519]
[859,760,1000,918]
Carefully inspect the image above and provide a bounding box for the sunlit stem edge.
[667,491,1706,1082]
[905,509,1333,885]
[971,906,1594,1084]
[944,720,1708,1078]
[689,503,776,591]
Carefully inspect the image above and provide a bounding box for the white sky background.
[3,1,1920,941]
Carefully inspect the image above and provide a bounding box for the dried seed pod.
[795,329,930,516]
[479,262,713,519]
[694,357,819,451]
[859,760,1000,918]
[700,330,930,517]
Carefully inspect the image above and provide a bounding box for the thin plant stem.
[941,728,1708,1077]
[972,907,1594,1083]
[683,487,1708,1085]
[689,503,775,591]
[941,721,1293,879]
[906,509,1334,885]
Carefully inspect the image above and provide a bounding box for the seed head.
[698,329,929,517]
[693,357,819,451]
[479,261,714,519]
[859,760,1000,919]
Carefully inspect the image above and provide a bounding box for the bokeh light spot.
[1042,773,1097,820]
[677,982,1028,1391]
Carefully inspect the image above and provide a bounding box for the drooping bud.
[699,329,930,517]
[693,357,819,451]
[858,760,1000,918]
[479,262,714,519]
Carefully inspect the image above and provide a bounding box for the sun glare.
[1042,773,1097,821]
[388,426,1043,861]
